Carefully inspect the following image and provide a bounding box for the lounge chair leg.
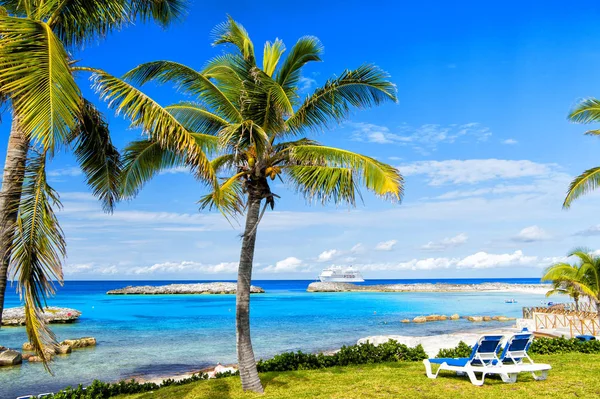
[500,373,518,383]
[531,370,548,381]
[423,360,437,379]
[466,370,485,386]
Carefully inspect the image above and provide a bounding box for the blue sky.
[3,0,600,280]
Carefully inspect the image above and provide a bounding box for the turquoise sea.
[0,279,548,398]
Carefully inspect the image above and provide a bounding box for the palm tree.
[0,0,188,365]
[546,280,581,311]
[564,98,600,207]
[91,17,402,392]
[542,249,600,321]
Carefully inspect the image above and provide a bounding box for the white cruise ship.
[318,266,364,282]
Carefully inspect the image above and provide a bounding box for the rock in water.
[450,314,460,320]
[467,316,483,322]
[413,316,427,323]
[106,282,265,295]
[61,337,96,348]
[2,307,81,326]
[0,348,22,367]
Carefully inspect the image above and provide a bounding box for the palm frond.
[263,39,285,77]
[10,150,65,370]
[129,0,188,27]
[46,0,128,47]
[569,98,600,124]
[87,68,214,179]
[212,16,255,62]
[165,102,229,135]
[211,154,237,174]
[563,167,600,209]
[120,140,186,199]
[276,36,323,97]
[123,61,242,122]
[290,145,403,201]
[68,99,121,212]
[285,65,397,136]
[218,120,269,156]
[0,17,81,150]
[286,165,357,205]
[198,172,245,219]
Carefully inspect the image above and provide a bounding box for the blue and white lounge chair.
[423,335,504,386]
[423,334,551,386]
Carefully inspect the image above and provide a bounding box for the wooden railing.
[523,302,597,319]
[570,318,600,337]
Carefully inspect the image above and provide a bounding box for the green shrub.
[256,340,427,372]
[435,341,472,358]
[530,337,600,355]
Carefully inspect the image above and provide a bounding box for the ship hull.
[319,276,364,283]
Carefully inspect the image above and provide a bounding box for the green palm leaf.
[290,145,403,201]
[569,98,600,124]
[0,16,81,150]
[68,99,122,212]
[286,165,357,205]
[10,151,65,370]
[124,60,243,122]
[563,167,600,209]
[285,64,397,136]
[212,16,255,62]
[263,39,285,77]
[165,102,229,135]
[130,0,188,27]
[276,36,323,98]
[198,172,245,218]
[86,68,214,179]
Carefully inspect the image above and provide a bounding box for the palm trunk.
[236,192,264,393]
[0,116,29,328]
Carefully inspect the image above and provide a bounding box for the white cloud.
[375,240,397,251]
[350,122,491,150]
[132,261,238,275]
[400,159,556,186]
[421,233,468,251]
[261,257,304,273]
[159,166,191,175]
[351,243,365,254]
[502,139,518,145]
[513,226,551,242]
[574,225,600,236]
[298,76,317,92]
[99,265,119,275]
[48,167,82,177]
[317,249,340,262]
[456,250,538,269]
[360,250,542,271]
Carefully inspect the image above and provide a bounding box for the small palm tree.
[92,18,402,392]
[0,0,188,366]
[542,249,600,320]
[564,98,600,207]
[546,280,581,311]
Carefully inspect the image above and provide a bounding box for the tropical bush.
[435,341,473,358]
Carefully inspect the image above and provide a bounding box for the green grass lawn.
[117,354,599,399]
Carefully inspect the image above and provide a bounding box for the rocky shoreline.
[107,282,265,295]
[307,281,549,294]
[1,307,81,326]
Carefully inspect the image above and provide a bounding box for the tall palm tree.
[0,0,188,365]
[91,17,402,392]
[564,98,600,207]
[542,249,600,321]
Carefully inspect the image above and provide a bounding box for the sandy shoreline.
[307,282,550,295]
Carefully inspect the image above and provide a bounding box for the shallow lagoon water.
[0,279,547,397]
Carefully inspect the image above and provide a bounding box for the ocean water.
[0,278,548,398]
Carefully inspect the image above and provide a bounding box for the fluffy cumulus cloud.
[513,226,552,242]
[375,240,397,251]
[317,249,340,262]
[132,261,238,275]
[261,257,304,273]
[359,250,542,271]
[400,159,555,186]
[421,233,468,251]
[502,139,518,145]
[351,243,365,254]
[350,122,491,150]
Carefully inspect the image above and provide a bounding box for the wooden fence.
[523,302,597,319]
[532,311,599,337]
